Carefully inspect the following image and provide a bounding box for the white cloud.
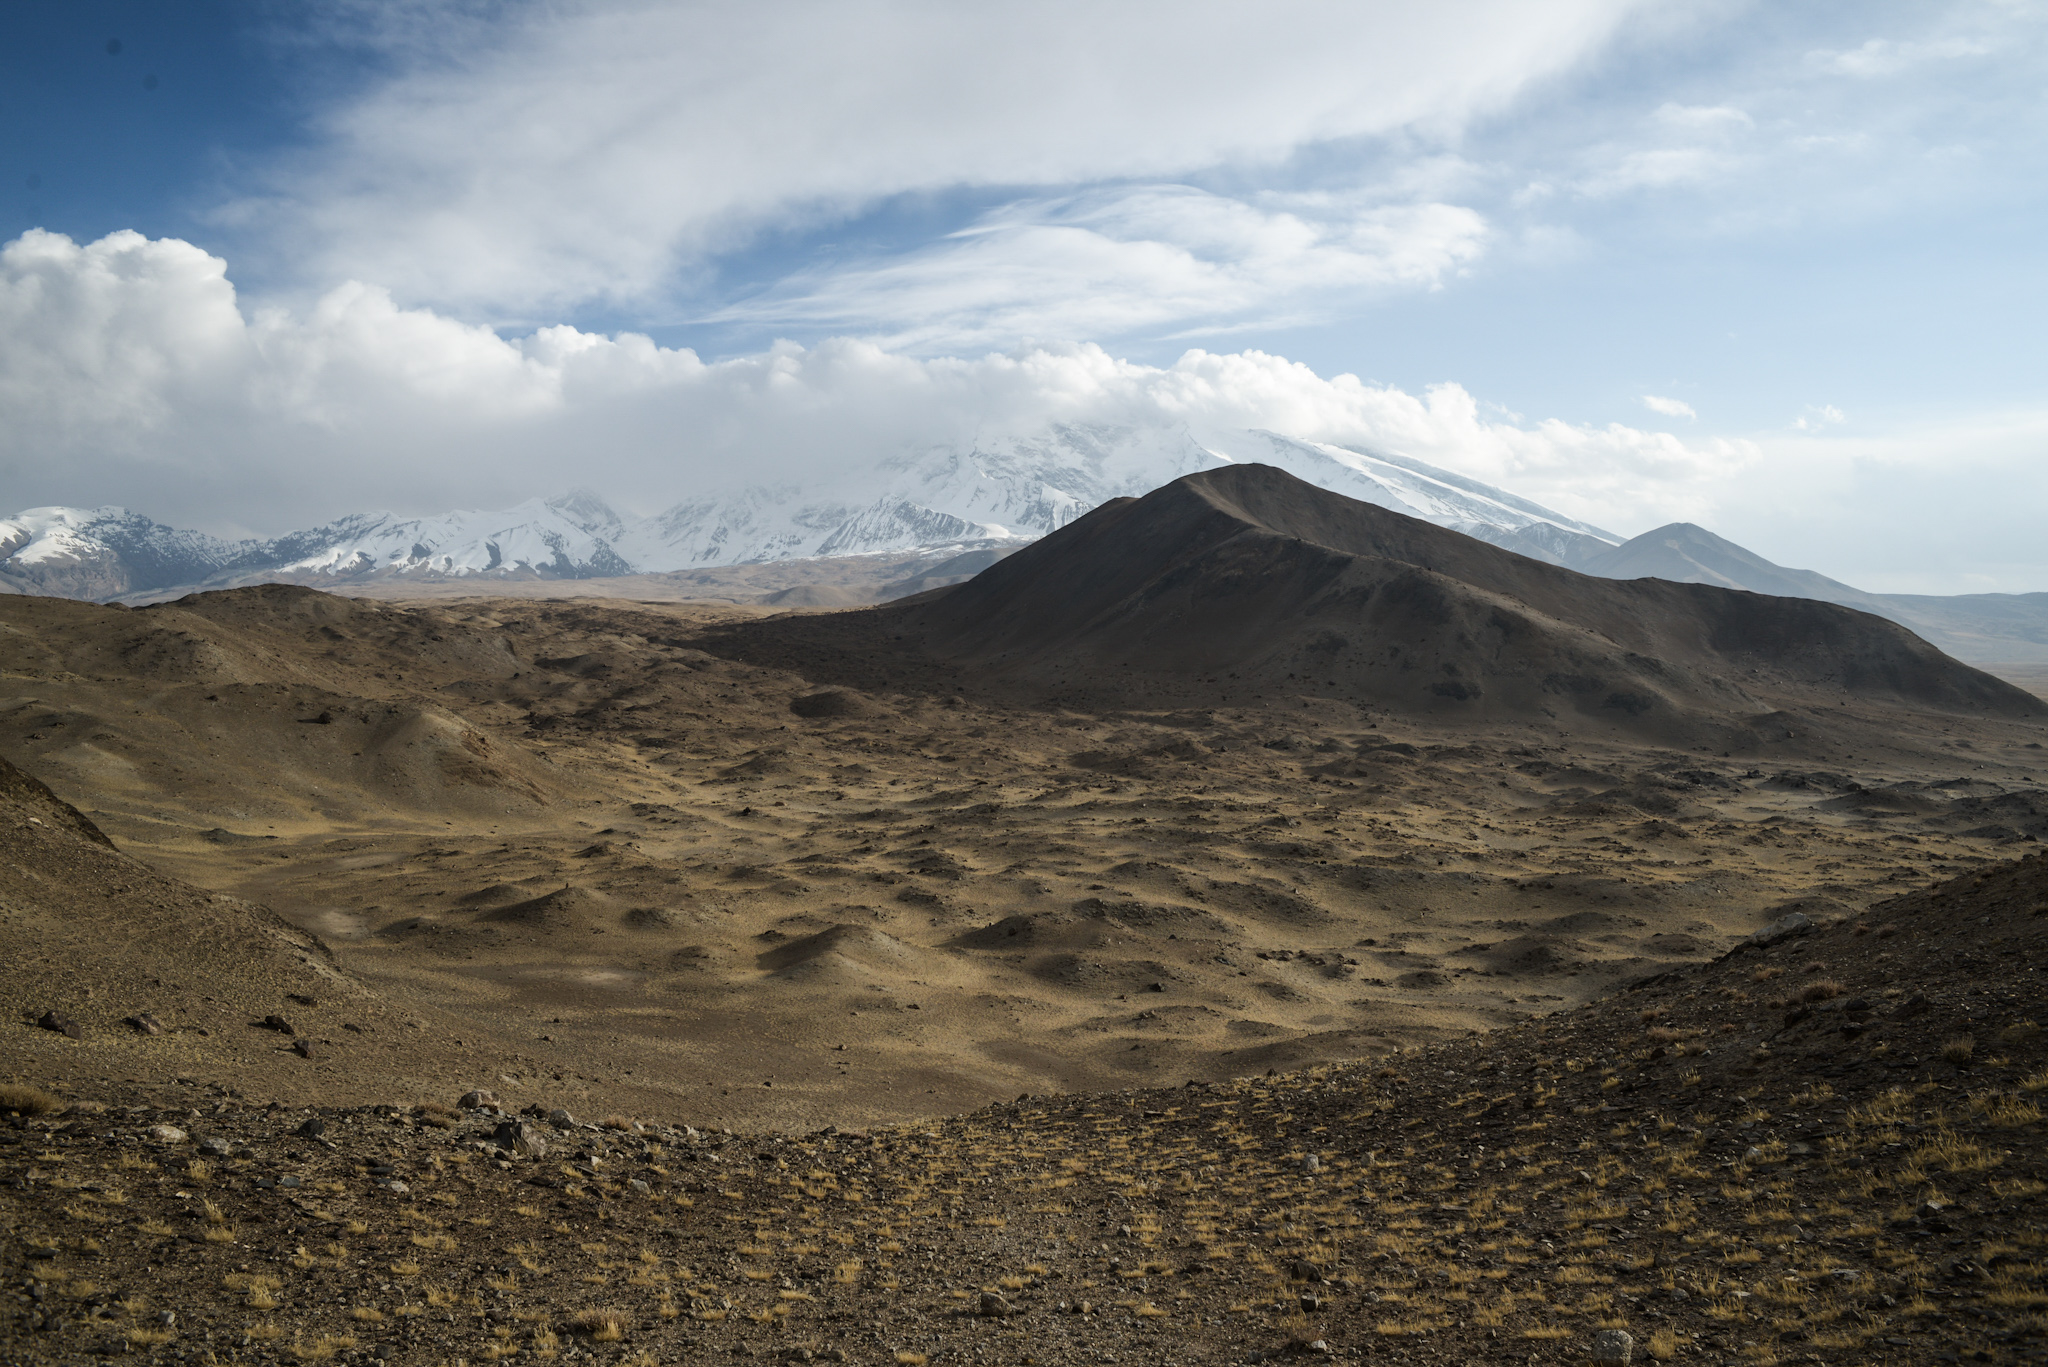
[1816,35,1994,78]
[1653,102,1754,130]
[703,187,1490,351]
[1792,403,1847,430]
[229,0,1647,318]
[1578,145,1739,197]
[1723,407,2048,594]
[1642,394,1697,419]
[0,230,1743,540]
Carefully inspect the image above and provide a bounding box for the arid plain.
[6,469,2048,1366]
[4,577,2043,1131]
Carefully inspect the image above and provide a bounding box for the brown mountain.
[865,463,2038,736]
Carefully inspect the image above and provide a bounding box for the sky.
[1,0,2044,594]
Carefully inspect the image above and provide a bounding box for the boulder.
[493,1120,549,1157]
[1591,1328,1634,1366]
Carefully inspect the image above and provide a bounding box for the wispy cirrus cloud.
[702,187,1489,352]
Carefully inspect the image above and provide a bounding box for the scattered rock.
[460,1089,501,1110]
[123,1012,164,1036]
[147,1124,187,1144]
[1300,1154,1321,1175]
[1591,1328,1634,1366]
[977,1291,1012,1317]
[197,1136,232,1158]
[493,1120,549,1157]
[259,1014,296,1035]
[37,1010,81,1039]
[296,1117,327,1139]
[291,1038,316,1059]
[547,1108,577,1129]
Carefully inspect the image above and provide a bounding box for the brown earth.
[4,837,2044,1366]
[1,571,2043,1132]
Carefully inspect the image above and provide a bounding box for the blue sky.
[2,0,2045,592]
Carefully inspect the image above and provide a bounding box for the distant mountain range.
[0,426,1620,597]
[4,424,2043,662]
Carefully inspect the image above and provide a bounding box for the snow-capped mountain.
[258,496,633,582]
[615,425,1622,569]
[0,425,1620,601]
[0,494,637,600]
[0,506,247,600]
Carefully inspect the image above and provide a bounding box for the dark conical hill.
[884,464,2036,735]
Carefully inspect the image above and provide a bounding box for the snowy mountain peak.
[547,488,628,542]
[1,423,1618,600]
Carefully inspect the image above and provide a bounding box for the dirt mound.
[790,688,872,719]
[456,882,531,906]
[950,911,1120,952]
[756,923,928,982]
[874,464,2038,734]
[480,884,615,929]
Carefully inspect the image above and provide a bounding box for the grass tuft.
[0,1082,65,1115]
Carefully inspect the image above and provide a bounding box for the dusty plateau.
[4,467,2048,1365]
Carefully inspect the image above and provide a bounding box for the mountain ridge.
[0,425,1617,602]
[702,464,2038,756]
[888,463,2038,731]
[8,426,2046,663]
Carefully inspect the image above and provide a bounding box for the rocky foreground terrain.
[7,849,2047,1367]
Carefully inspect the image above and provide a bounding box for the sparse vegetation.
[0,1082,65,1115]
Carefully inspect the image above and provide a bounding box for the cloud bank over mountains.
[6,2,2045,593]
[0,227,1751,540]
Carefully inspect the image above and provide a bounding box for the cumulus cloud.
[229,0,1646,318]
[0,230,1749,539]
[1642,394,1697,419]
[704,187,1489,351]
